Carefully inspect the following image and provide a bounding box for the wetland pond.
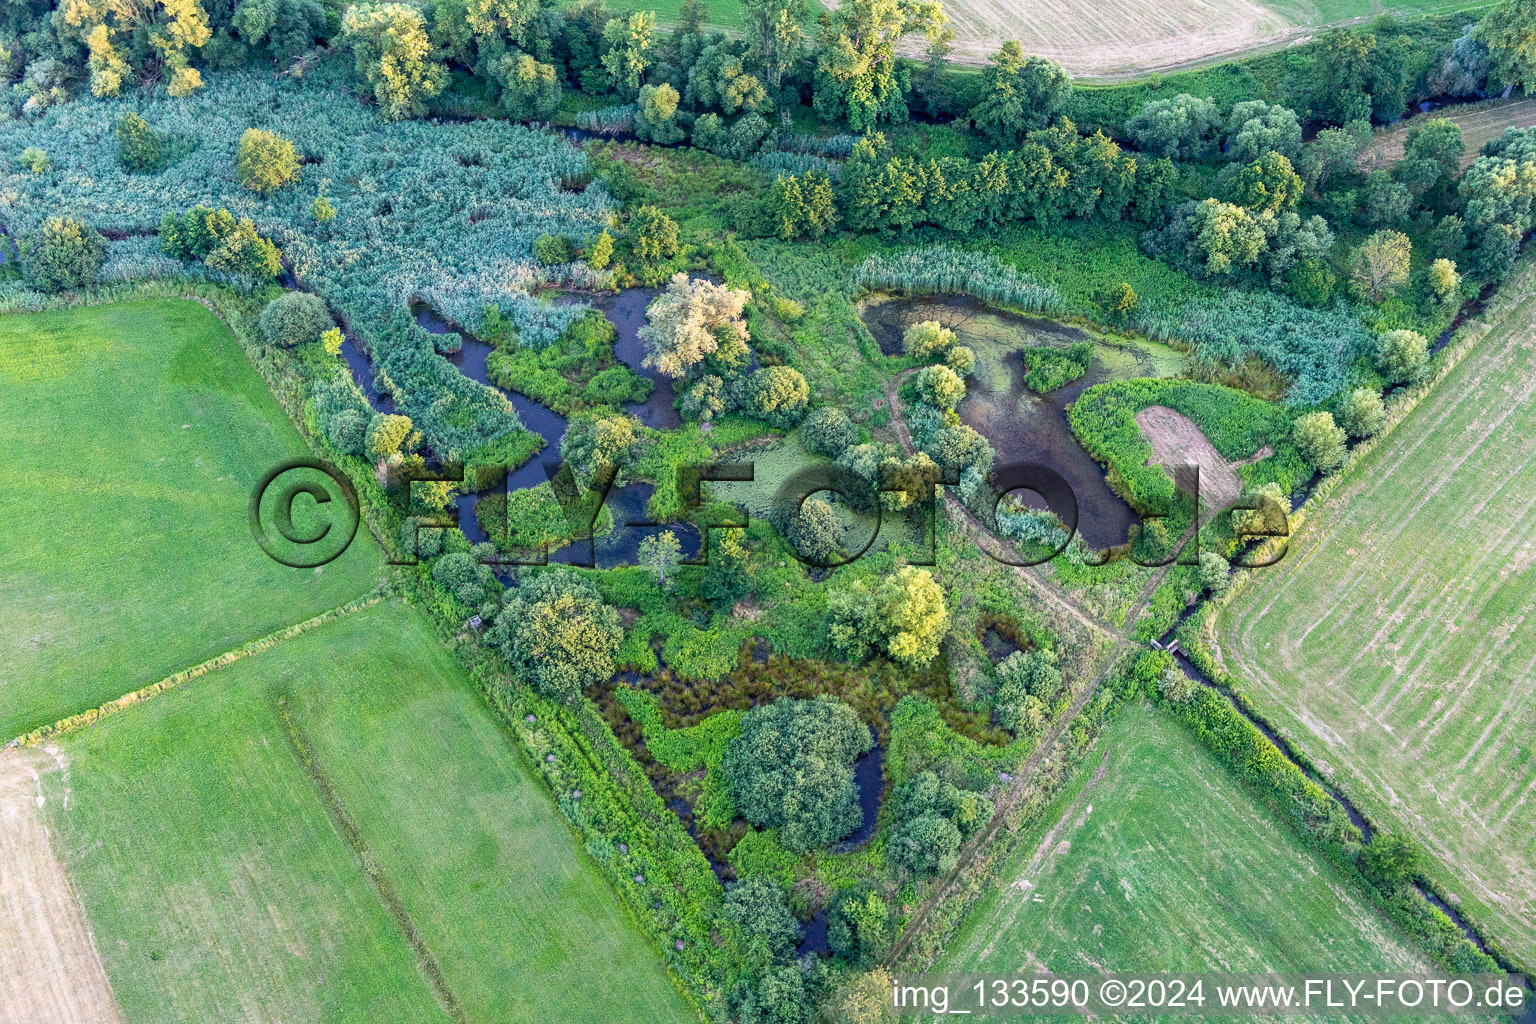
[861,295,1189,551]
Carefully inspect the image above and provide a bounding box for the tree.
[969,42,1071,147]
[57,0,211,98]
[1143,199,1266,277]
[993,647,1062,735]
[924,423,993,478]
[1110,282,1138,320]
[236,128,300,195]
[722,875,800,966]
[786,496,841,562]
[733,965,818,1024]
[1394,118,1464,202]
[485,569,622,703]
[1428,258,1461,303]
[586,229,614,270]
[203,218,283,278]
[430,550,495,606]
[827,883,893,966]
[638,273,751,378]
[561,413,640,479]
[945,345,975,373]
[366,412,415,458]
[497,51,561,120]
[1231,481,1291,538]
[813,0,947,130]
[629,205,680,265]
[1336,387,1385,438]
[634,82,685,144]
[1476,0,1536,95]
[259,292,332,347]
[722,696,873,853]
[116,112,161,172]
[828,566,948,666]
[765,172,838,240]
[1125,93,1221,159]
[1302,28,1412,125]
[20,217,105,292]
[745,366,809,427]
[18,147,49,173]
[638,529,682,586]
[887,811,960,876]
[914,363,966,409]
[601,10,656,95]
[1284,257,1338,307]
[698,528,752,605]
[826,969,897,1024]
[1374,328,1430,384]
[801,406,858,458]
[1360,832,1422,889]
[1293,411,1347,472]
[1299,121,1371,191]
[902,320,954,357]
[1222,151,1303,214]
[1224,100,1302,163]
[1198,550,1231,596]
[1349,230,1412,302]
[741,0,807,90]
[341,3,447,120]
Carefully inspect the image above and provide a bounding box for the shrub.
[722,876,800,966]
[533,234,575,265]
[722,696,873,853]
[994,648,1063,736]
[801,406,857,458]
[1350,230,1412,302]
[745,366,809,427]
[945,345,974,373]
[17,146,49,173]
[1199,550,1231,596]
[116,112,162,173]
[827,883,893,967]
[828,566,948,667]
[914,363,966,409]
[786,497,841,562]
[629,205,679,264]
[1110,282,1138,320]
[1021,342,1090,394]
[1292,411,1347,472]
[886,812,960,876]
[325,408,370,455]
[1336,387,1385,438]
[20,218,106,292]
[236,128,301,195]
[902,320,954,358]
[366,412,414,458]
[1428,258,1460,303]
[484,569,621,704]
[259,291,333,347]
[586,229,614,270]
[1374,329,1429,385]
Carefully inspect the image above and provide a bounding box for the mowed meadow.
[42,601,695,1024]
[937,707,1477,1019]
[1216,270,1536,962]
[0,299,382,740]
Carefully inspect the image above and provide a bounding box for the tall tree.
[741,0,806,90]
[969,42,1070,147]
[1477,0,1536,94]
[341,3,447,119]
[812,0,946,130]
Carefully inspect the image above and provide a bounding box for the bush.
[17,146,49,173]
[994,648,1063,735]
[533,234,575,265]
[629,205,679,264]
[236,128,301,195]
[827,883,893,967]
[801,406,858,458]
[20,217,106,292]
[1199,550,1231,596]
[366,412,414,458]
[259,291,333,347]
[1292,411,1347,472]
[1336,387,1385,438]
[914,363,966,409]
[1021,342,1090,394]
[325,408,370,455]
[945,345,975,373]
[586,230,614,270]
[786,497,841,562]
[1374,329,1429,385]
[722,875,800,967]
[886,812,960,876]
[116,112,162,173]
[745,366,809,427]
[902,320,954,357]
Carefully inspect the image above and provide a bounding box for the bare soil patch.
[0,749,123,1024]
[1135,405,1243,510]
[1358,99,1536,174]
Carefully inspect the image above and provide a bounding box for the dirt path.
[881,373,1182,966]
[0,749,124,1024]
[1135,405,1245,510]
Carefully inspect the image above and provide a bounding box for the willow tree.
[638,273,751,379]
[57,0,211,97]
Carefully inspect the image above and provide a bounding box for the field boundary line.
[4,589,389,750]
[273,694,467,1024]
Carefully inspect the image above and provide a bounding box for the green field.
[940,706,1448,1012]
[43,600,695,1024]
[1216,274,1536,962]
[0,299,382,740]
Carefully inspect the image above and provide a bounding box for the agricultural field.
[934,0,1487,75]
[1359,98,1536,173]
[940,706,1469,999]
[0,299,381,741]
[1216,270,1536,961]
[35,600,693,1024]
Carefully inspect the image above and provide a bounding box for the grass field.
[1359,99,1536,174]
[933,0,1492,75]
[939,706,1460,1013]
[0,299,382,741]
[1216,269,1536,963]
[42,600,695,1024]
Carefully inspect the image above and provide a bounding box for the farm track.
[882,370,1183,965]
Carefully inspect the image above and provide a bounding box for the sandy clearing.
[922,0,1290,76]
[1358,99,1536,174]
[1135,405,1244,510]
[0,749,123,1024]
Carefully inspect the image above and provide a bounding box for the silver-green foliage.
[854,245,1066,315]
